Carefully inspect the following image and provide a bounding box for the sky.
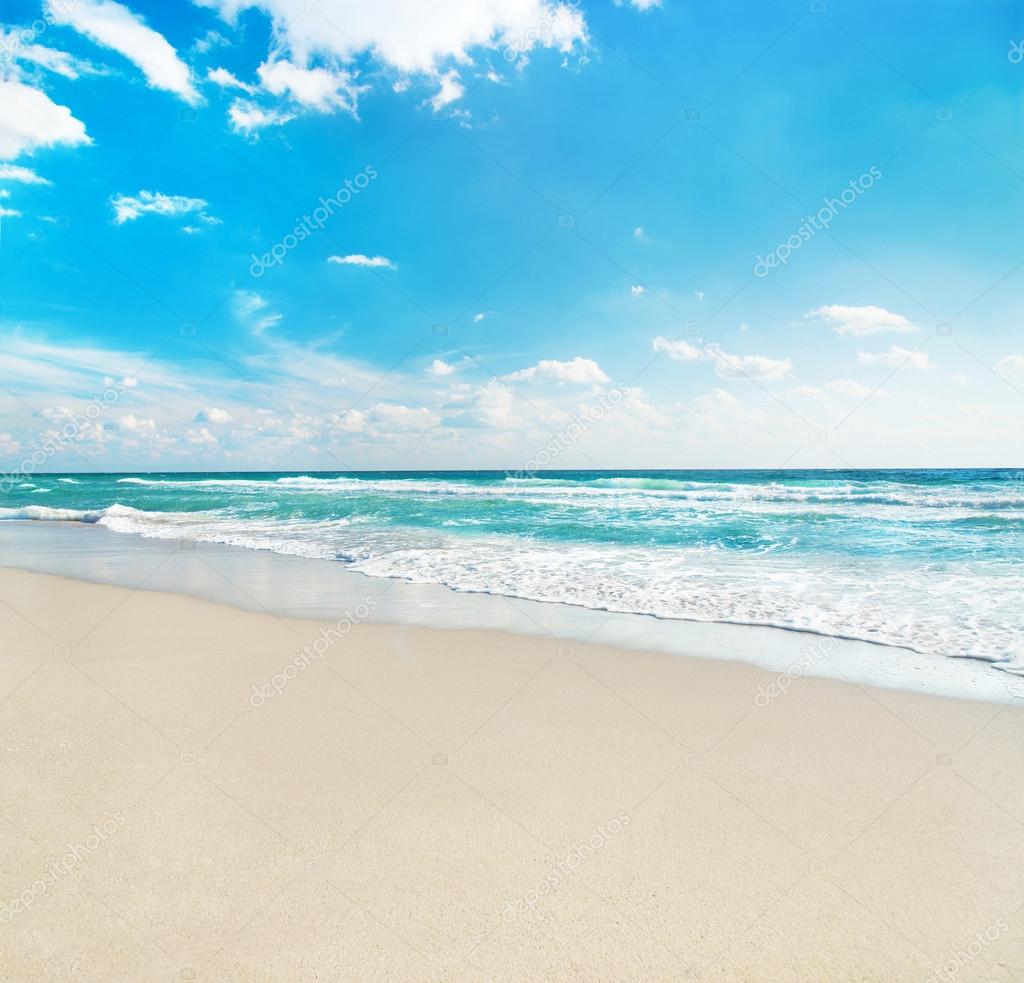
[1,0,1022,472]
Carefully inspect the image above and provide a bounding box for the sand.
[0,565,1022,982]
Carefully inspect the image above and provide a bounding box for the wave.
[0,505,105,522]
[57,477,80,484]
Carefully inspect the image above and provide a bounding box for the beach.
[1,558,1022,981]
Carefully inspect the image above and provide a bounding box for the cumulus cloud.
[995,354,1024,382]
[111,190,218,226]
[426,359,455,376]
[120,413,156,434]
[328,253,396,269]
[227,99,295,134]
[429,69,464,111]
[825,379,871,397]
[257,59,363,113]
[370,403,440,431]
[631,284,646,296]
[858,345,935,370]
[808,304,917,337]
[652,336,791,380]
[207,66,256,93]
[507,357,610,385]
[199,0,587,76]
[0,79,90,160]
[652,336,703,362]
[195,407,232,424]
[46,0,199,103]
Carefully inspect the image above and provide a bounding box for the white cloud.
[0,206,21,217]
[0,163,51,184]
[705,345,792,381]
[120,413,156,434]
[617,0,662,10]
[694,290,704,301]
[327,409,366,433]
[257,59,362,113]
[0,432,21,454]
[227,99,295,134]
[507,356,609,385]
[199,0,587,76]
[46,0,199,103]
[0,79,90,160]
[473,311,494,322]
[858,345,935,370]
[195,407,232,424]
[825,379,871,397]
[630,284,646,296]
[0,30,98,80]
[430,69,464,111]
[473,379,523,428]
[111,190,217,226]
[328,253,396,269]
[207,66,256,93]
[370,403,440,431]
[808,304,917,337]
[632,226,644,238]
[652,336,791,380]
[426,359,455,376]
[187,426,218,445]
[995,354,1024,382]
[231,289,281,334]
[652,336,702,362]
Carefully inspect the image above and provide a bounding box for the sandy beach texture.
[1,565,1022,982]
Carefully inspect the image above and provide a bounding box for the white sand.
[0,566,1022,981]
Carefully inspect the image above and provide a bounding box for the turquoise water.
[2,469,1022,669]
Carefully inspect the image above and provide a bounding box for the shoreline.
[1,563,1022,980]
[0,518,1021,705]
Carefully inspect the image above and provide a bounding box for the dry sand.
[0,566,1022,981]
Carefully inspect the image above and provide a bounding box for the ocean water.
[2,469,1022,673]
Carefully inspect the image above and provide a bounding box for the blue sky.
[1,0,1022,471]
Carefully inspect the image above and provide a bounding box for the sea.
[2,469,1022,677]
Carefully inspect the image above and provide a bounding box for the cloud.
[231,289,282,334]
[227,99,295,134]
[119,413,156,434]
[825,378,871,397]
[110,190,218,226]
[257,59,362,113]
[430,69,464,111]
[632,226,644,238]
[995,354,1024,382]
[0,30,98,80]
[426,359,455,376]
[473,311,494,322]
[616,0,662,10]
[507,357,610,385]
[858,345,935,370]
[0,163,51,184]
[652,336,702,362]
[652,336,791,380]
[207,66,256,93]
[704,345,792,381]
[808,304,917,337]
[328,253,396,269]
[0,206,21,217]
[46,0,199,103]
[195,407,232,424]
[199,0,587,76]
[0,79,90,160]
[370,403,440,432]
[630,284,646,296]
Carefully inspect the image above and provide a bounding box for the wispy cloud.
[807,304,917,337]
[110,190,218,227]
[328,253,397,269]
